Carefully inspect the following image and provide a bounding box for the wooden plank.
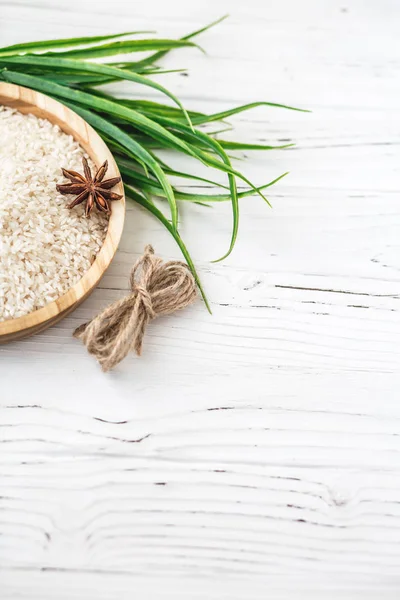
[1,0,400,598]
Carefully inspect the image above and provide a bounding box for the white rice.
[0,106,109,322]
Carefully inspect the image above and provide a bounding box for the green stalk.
[0,55,195,129]
[0,31,153,57]
[0,17,304,308]
[124,185,211,312]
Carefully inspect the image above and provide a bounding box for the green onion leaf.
[124,185,211,312]
[0,55,194,129]
[193,101,310,124]
[0,31,152,57]
[47,39,201,60]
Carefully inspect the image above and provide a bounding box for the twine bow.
[73,245,197,371]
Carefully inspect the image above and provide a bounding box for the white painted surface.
[1,0,400,598]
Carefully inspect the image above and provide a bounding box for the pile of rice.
[0,106,109,322]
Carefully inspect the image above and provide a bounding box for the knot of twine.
[73,245,197,371]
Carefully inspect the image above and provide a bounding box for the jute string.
[73,245,197,371]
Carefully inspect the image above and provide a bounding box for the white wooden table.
[1,1,400,598]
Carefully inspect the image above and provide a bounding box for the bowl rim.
[0,82,125,338]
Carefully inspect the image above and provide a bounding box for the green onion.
[0,17,303,310]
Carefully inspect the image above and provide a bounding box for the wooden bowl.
[0,82,125,343]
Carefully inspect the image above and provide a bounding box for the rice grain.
[0,106,109,322]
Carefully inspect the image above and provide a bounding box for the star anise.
[56,157,122,217]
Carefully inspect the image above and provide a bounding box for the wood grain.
[0,83,125,342]
[0,0,400,598]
